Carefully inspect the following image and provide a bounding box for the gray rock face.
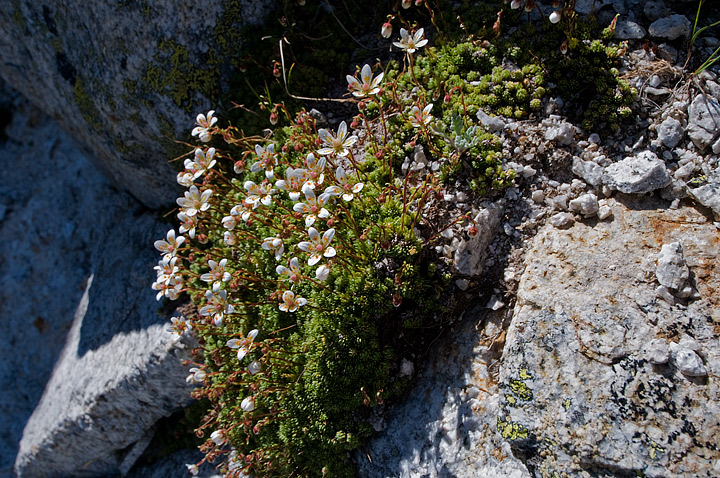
[0,84,192,478]
[0,1,275,208]
[572,156,603,186]
[655,242,689,290]
[453,202,505,275]
[687,94,720,151]
[499,197,720,477]
[649,14,691,40]
[602,150,671,193]
[688,167,720,218]
[656,116,684,148]
[355,309,530,478]
[614,20,647,40]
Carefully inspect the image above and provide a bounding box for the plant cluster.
[151,1,642,476]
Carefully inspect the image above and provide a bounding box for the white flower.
[248,360,262,375]
[393,28,428,54]
[275,166,305,200]
[241,396,256,412]
[223,202,253,230]
[347,64,384,98]
[381,22,393,39]
[511,0,522,9]
[324,166,364,201]
[244,180,274,207]
[294,153,326,189]
[186,463,199,476]
[191,110,217,143]
[210,430,227,446]
[177,171,195,188]
[409,103,433,127]
[250,143,277,180]
[227,329,259,361]
[298,227,336,266]
[199,290,234,326]
[317,122,357,157]
[177,186,213,217]
[279,290,307,312]
[170,316,192,341]
[549,11,561,23]
[154,256,179,285]
[224,231,238,246]
[316,264,330,281]
[293,184,332,228]
[177,211,198,239]
[200,258,231,292]
[152,276,183,301]
[276,257,303,283]
[186,367,206,384]
[184,148,217,181]
[401,0,411,8]
[261,237,284,261]
[154,229,185,258]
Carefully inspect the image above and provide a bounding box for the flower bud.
[241,396,256,412]
[381,22,392,39]
[401,0,411,9]
[549,11,561,24]
[269,112,279,125]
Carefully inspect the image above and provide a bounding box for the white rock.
[549,212,575,229]
[531,190,545,203]
[572,156,604,187]
[687,94,720,151]
[656,242,689,290]
[646,339,670,364]
[602,151,671,194]
[486,295,505,310]
[656,117,684,148]
[597,204,613,220]
[545,122,576,145]
[672,347,708,377]
[568,193,599,217]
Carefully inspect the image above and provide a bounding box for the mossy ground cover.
[150,2,640,477]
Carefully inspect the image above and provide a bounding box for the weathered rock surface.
[648,14,691,40]
[687,94,720,151]
[499,196,720,477]
[0,83,191,477]
[356,308,530,478]
[687,167,720,218]
[0,1,275,208]
[602,150,671,193]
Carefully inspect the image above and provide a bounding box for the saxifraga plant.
[152,1,638,475]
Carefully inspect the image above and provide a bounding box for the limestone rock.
[571,156,603,187]
[649,14,691,40]
[656,117,683,148]
[0,84,192,478]
[499,197,720,477]
[615,21,647,40]
[568,192,599,217]
[687,167,720,218]
[453,202,505,275]
[602,150,671,193]
[655,242,689,290]
[356,310,530,478]
[687,94,720,151]
[0,1,275,208]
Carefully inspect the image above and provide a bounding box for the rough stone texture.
[602,150,671,193]
[356,308,530,478]
[655,242,689,290]
[0,1,275,208]
[499,196,720,478]
[614,21,647,40]
[687,167,720,218]
[687,94,720,151]
[656,116,684,148]
[648,14,691,40]
[0,84,191,477]
[572,156,603,187]
[453,202,505,275]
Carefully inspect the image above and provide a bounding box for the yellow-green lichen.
[508,379,533,401]
[648,439,665,460]
[562,398,572,411]
[519,368,533,380]
[74,79,102,132]
[497,417,529,440]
